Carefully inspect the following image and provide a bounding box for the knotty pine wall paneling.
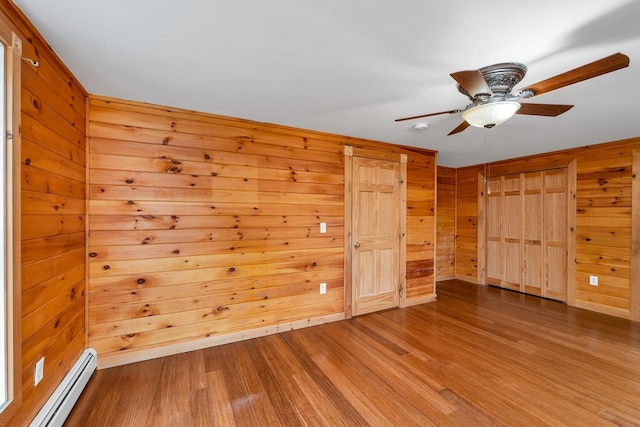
[405,151,437,301]
[454,165,484,282]
[87,96,437,367]
[454,137,640,321]
[0,3,87,425]
[436,166,455,280]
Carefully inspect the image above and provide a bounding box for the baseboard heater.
[30,348,97,427]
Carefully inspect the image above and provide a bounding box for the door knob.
[354,241,361,248]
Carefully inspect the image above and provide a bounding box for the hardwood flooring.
[66,280,640,426]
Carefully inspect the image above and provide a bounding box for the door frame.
[344,145,407,318]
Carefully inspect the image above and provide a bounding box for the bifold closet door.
[523,172,543,296]
[486,177,502,286]
[543,170,568,301]
[485,169,568,302]
[502,175,521,291]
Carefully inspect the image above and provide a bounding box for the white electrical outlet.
[589,275,599,286]
[320,223,326,234]
[34,357,44,386]
[320,283,327,294]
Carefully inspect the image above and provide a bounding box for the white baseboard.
[30,348,97,427]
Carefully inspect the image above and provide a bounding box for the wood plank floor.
[66,280,640,426]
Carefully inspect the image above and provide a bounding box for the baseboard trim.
[454,275,483,285]
[573,300,631,320]
[97,312,345,369]
[404,294,437,307]
[30,349,97,427]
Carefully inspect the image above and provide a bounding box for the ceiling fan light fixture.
[462,100,521,128]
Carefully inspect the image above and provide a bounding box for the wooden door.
[352,157,401,316]
[486,177,502,286]
[523,172,543,296]
[544,169,568,301]
[503,174,521,291]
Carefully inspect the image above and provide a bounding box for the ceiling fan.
[395,52,630,135]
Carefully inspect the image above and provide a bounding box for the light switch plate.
[589,275,598,286]
[35,357,44,386]
[320,223,326,233]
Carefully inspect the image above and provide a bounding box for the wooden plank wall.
[454,165,484,282]
[436,166,456,280]
[405,152,437,300]
[87,96,436,367]
[453,137,640,320]
[0,3,88,425]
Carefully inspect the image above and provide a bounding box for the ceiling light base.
[458,63,527,100]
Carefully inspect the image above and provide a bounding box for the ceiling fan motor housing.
[457,62,528,100]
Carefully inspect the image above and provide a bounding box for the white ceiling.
[13,0,640,167]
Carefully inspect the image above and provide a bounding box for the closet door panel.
[546,245,567,301]
[487,193,502,286]
[487,240,502,285]
[524,244,542,295]
[486,182,502,285]
[545,192,567,242]
[544,169,568,301]
[503,176,521,290]
[523,172,543,296]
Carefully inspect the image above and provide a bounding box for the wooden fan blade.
[516,103,574,117]
[448,121,470,135]
[517,52,629,97]
[451,70,492,98]
[395,109,461,122]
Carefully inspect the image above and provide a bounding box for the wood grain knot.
[229,267,235,272]
[136,278,146,284]
[102,265,110,270]
[88,252,98,257]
